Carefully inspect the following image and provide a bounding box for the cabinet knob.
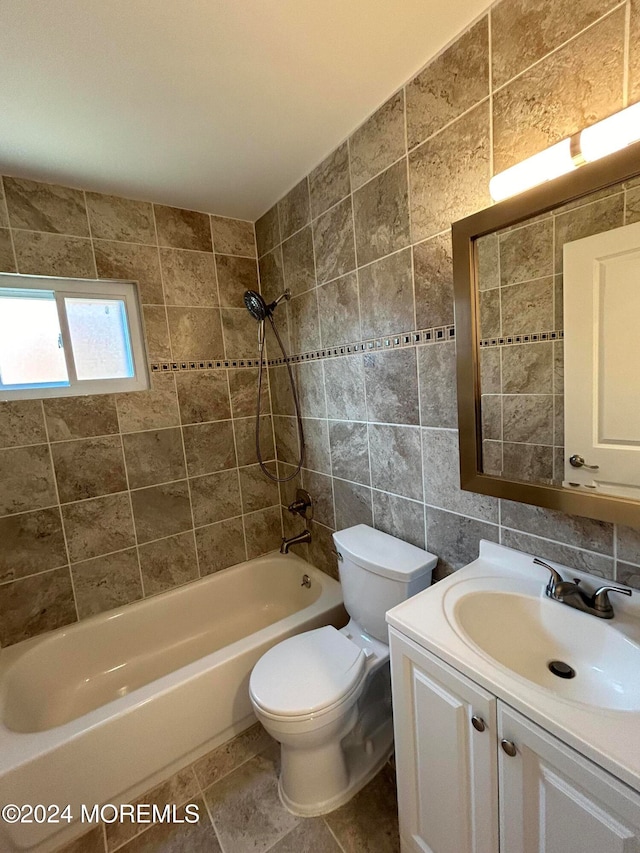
[501,739,517,757]
[471,715,486,732]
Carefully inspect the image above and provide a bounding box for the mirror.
[452,142,640,527]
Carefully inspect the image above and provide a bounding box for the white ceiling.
[0,0,490,221]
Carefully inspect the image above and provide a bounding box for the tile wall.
[0,178,282,646]
[257,0,640,588]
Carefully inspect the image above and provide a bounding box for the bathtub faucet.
[280,529,312,554]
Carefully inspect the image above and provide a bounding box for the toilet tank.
[332,525,437,642]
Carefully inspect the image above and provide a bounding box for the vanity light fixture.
[489,101,640,201]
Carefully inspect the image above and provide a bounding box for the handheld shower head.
[243,289,291,322]
[244,290,269,322]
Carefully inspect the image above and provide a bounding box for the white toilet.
[249,524,436,815]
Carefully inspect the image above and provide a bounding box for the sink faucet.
[280,529,311,554]
[534,557,632,619]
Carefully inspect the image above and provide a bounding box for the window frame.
[0,273,150,401]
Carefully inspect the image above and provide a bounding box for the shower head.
[243,289,291,322]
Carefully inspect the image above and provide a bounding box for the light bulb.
[579,101,640,163]
[489,138,576,202]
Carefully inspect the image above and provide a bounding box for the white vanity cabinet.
[389,629,499,853]
[389,628,640,853]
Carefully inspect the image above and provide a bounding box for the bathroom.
[1,0,640,850]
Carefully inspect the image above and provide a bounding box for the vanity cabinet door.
[389,629,499,853]
[498,703,640,853]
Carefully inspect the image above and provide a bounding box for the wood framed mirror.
[452,141,640,527]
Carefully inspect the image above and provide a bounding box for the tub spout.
[280,529,312,554]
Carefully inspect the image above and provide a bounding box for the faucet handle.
[533,557,564,595]
[592,584,632,616]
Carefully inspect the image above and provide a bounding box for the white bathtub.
[0,552,346,852]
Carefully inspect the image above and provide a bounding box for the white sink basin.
[451,588,640,712]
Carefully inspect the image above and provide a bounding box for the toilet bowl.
[249,524,437,815]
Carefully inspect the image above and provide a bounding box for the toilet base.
[278,716,394,817]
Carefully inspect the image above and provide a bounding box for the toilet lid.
[250,626,365,718]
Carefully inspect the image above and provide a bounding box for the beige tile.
[234,415,275,467]
[308,519,340,580]
[189,469,242,526]
[271,819,342,852]
[302,468,334,526]
[176,370,231,424]
[166,307,224,360]
[62,492,135,563]
[492,10,625,173]
[222,307,260,359]
[323,355,367,421]
[353,159,410,267]
[281,226,316,296]
[317,272,361,347]
[499,218,553,285]
[0,444,57,515]
[228,367,267,420]
[631,0,640,102]
[44,395,119,441]
[0,227,16,271]
[288,289,321,353]
[0,567,77,646]
[364,349,420,425]
[13,230,95,278]
[154,205,212,252]
[477,232,500,291]
[211,215,256,257]
[274,415,300,465]
[479,288,500,338]
[326,769,401,853]
[194,722,273,788]
[312,197,355,285]
[0,179,8,228]
[350,91,406,190]
[72,548,142,618]
[196,516,247,574]
[116,373,180,432]
[255,205,280,258]
[51,436,127,503]
[554,193,624,272]
[104,767,198,851]
[116,798,219,853]
[373,491,425,549]
[204,750,299,853]
[297,361,326,418]
[406,16,489,147]
[54,825,105,853]
[409,101,490,242]
[216,254,259,307]
[86,192,155,244]
[358,247,413,338]
[182,420,236,475]
[131,480,193,543]
[492,0,619,88]
[309,142,351,219]
[138,531,198,596]
[501,278,554,334]
[278,178,310,241]
[159,248,217,306]
[142,306,171,361]
[244,505,282,559]
[123,428,186,489]
[258,245,284,303]
[413,234,454,328]
[301,417,331,475]
[0,400,46,448]
[0,507,67,584]
[239,464,280,513]
[4,176,89,235]
[333,478,373,529]
[94,239,163,305]
[617,562,640,591]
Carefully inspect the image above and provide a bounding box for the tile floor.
[57,724,401,853]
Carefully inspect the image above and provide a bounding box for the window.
[0,274,149,400]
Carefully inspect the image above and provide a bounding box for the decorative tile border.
[149,324,456,372]
[479,329,564,348]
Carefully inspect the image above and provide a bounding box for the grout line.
[40,399,80,622]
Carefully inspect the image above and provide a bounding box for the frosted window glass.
[65,298,134,381]
[0,291,69,387]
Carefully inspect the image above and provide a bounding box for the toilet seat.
[249,626,365,722]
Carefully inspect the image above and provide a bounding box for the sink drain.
[548,660,576,679]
